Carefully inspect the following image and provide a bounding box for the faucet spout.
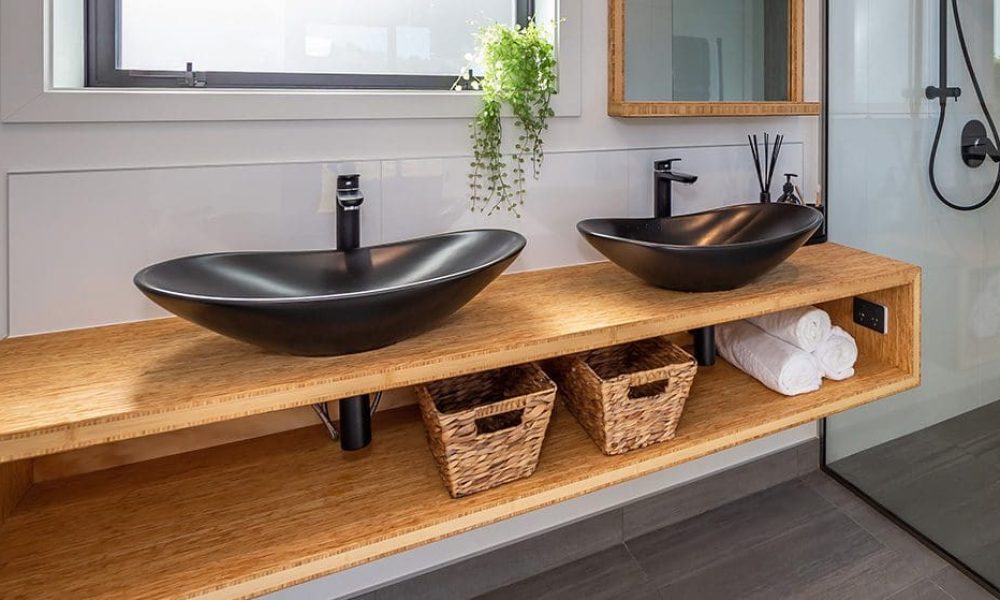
[654,159,699,184]
[652,159,698,218]
[657,171,699,185]
[336,174,364,251]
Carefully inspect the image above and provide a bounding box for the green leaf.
[463,18,558,215]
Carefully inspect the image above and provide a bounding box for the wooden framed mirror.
[608,0,820,117]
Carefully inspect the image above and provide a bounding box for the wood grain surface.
[0,355,918,600]
[31,390,418,482]
[0,459,31,526]
[819,283,921,376]
[0,244,919,464]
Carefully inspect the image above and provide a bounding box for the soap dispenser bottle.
[776,173,804,205]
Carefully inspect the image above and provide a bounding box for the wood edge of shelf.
[207,369,921,599]
[0,350,919,600]
[0,264,922,465]
[606,0,819,119]
[0,460,32,527]
[608,101,822,118]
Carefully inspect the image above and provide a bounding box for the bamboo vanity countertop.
[0,243,919,463]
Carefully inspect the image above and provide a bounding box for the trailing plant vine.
[460,21,558,216]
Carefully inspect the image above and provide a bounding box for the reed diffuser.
[748,133,784,203]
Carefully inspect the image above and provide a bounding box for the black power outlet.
[853,297,889,334]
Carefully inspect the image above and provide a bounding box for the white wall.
[8,143,804,336]
[826,0,1000,460]
[0,0,822,595]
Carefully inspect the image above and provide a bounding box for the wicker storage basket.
[547,337,697,455]
[416,363,557,498]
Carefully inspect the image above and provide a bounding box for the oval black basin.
[135,230,526,356]
[578,204,824,292]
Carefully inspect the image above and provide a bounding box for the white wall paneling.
[380,151,631,272]
[8,162,384,335]
[625,143,804,218]
[9,143,803,336]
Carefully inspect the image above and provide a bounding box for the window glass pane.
[119,0,516,76]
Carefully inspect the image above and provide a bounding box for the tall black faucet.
[653,159,699,218]
[653,159,715,367]
[325,174,373,451]
[336,174,365,251]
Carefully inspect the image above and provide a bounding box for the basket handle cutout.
[475,409,525,435]
[629,378,671,400]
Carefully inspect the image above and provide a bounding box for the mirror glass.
[624,0,790,102]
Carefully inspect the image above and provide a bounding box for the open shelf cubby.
[0,243,920,599]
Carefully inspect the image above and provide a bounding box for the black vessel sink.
[578,204,823,292]
[135,230,526,356]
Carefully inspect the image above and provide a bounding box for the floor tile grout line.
[930,567,980,600]
[632,508,891,600]
[884,578,932,600]
[620,541,666,599]
[622,472,819,545]
[625,482,845,590]
[797,474,850,513]
[618,506,626,546]
[440,479,971,600]
[798,475,923,581]
[932,576,960,600]
[836,494,917,554]
[622,466,810,543]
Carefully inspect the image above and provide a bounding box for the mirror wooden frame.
[608,0,821,117]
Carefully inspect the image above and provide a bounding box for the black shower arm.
[925,0,962,105]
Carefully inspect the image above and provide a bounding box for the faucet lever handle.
[336,174,360,191]
[336,174,364,209]
[653,158,683,172]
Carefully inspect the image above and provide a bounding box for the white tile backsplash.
[8,162,380,335]
[626,143,804,218]
[381,151,629,273]
[7,144,811,336]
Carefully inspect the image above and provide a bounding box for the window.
[86,0,536,90]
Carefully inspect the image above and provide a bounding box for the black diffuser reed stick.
[749,133,784,203]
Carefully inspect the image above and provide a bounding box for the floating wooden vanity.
[0,243,920,599]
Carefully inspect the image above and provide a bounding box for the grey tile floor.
[474,475,995,600]
[832,400,1000,591]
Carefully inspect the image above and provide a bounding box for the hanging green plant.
[460,21,558,216]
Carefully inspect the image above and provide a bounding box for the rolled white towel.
[813,326,858,381]
[748,306,832,353]
[716,321,823,396]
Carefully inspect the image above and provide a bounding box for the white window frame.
[0,0,581,123]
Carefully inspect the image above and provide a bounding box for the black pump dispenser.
[776,174,803,205]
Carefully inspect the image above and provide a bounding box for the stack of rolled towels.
[716,306,858,396]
